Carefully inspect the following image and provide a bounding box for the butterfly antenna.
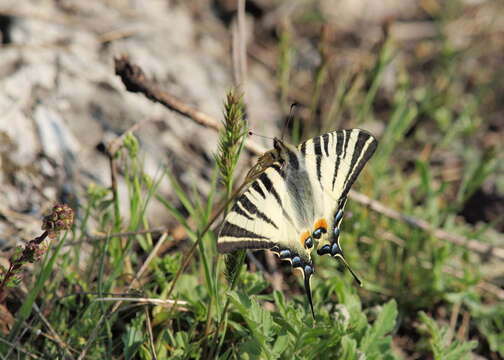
[336,255,362,286]
[281,102,298,140]
[304,269,315,319]
[248,130,273,141]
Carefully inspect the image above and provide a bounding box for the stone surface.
[0,1,281,248]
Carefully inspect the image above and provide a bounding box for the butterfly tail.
[304,267,315,319]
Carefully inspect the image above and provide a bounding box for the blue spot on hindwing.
[304,265,313,276]
[331,243,342,256]
[280,249,291,259]
[292,256,302,267]
[317,244,331,256]
[334,209,344,223]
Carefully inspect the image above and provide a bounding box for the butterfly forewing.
[218,164,291,253]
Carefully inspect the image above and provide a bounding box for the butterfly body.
[218,129,378,316]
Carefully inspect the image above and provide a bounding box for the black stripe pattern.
[238,195,278,229]
[259,173,282,207]
[219,222,267,240]
[251,181,266,199]
[271,164,285,178]
[322,133,329,156]
[287,149,299,170]
[218,238,276,253]
[340,131,377,202]
[342,129,351,159]
[219,129,377,255]
[233,203,254,221]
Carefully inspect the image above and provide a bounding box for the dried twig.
[114,56,504,261]
[95,297,188,311]
[115,56,218,129]
[32,303,77,358]
[144,305,158,360]
[133,232,168,287]
[0,337,40,359]
[114,56,265,155]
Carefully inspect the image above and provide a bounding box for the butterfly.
[217,129,378,317]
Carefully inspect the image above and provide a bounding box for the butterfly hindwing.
[298,129,378,255]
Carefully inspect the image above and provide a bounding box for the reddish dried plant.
[0,204,74,303]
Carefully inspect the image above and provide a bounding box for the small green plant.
[418,311,477,359]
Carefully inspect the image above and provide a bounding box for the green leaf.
[122,317,145,360]
[473,303,504,356]
[339,335,357,360]
[360,299,398,357]
[240,338,263,359]
[228,291,275,357]
[271,333,289,358]
[418,311,477,360]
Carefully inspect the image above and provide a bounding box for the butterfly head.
[273,138,299,164]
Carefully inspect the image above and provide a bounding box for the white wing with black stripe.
[298,129,378,256]
[218,163,303,257]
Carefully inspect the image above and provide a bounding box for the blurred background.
[0,0,503,359]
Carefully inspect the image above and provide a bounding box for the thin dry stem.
[133,232,168,287]
[0,337,41,359]
[65,227,166,246]
[33,303,76,358]
[144,305,159,360]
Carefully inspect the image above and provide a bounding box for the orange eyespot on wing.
[314,218,328,232]
[312,218,328,240]
[299,231,311,247]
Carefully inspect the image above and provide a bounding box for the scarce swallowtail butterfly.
[217,129,378,317]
